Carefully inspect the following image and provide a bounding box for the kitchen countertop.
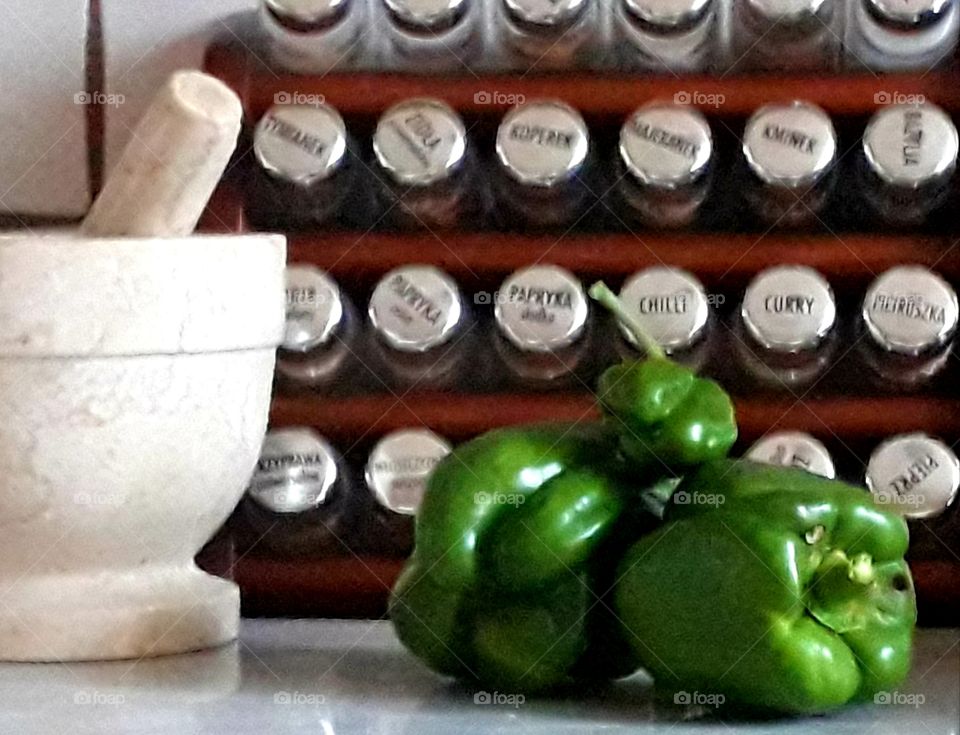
[0,620,956,734]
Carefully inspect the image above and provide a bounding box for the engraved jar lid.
[742,265,836,353]
[254,103,348,187]
[496,100,590,187]
[620,103,713,189]
[373,98,467,187]
[365,429,452,515]
[743,102,837,189]
[862,266,959,355]
[618,267,710,353]
[867,433,960,519]
[282,265,344,353]
[746,431,836,478]
[494,265,589,352]
[863,103,958,189]
[247,428,341,514]
[369,265,465,353]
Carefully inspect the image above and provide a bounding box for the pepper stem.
[589,281,666,361]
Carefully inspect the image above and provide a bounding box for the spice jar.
[741,101,838,228]
[380,0,483,72]
[493,100,592,229]
[359,428,452,555]
[858,102,958,226]
[493,264,591,386]
[730,0,841,72]
[238,428,354,557]
[495,0,599,71]
[845,0,959,71]
[615,103,713,229]
[367,265,473,388]
[867,433,960,519]
[859,265,958,388]
[250,102,357,229]
[372,98,476,230]
[613,0,717,73]
[260,0,369,73]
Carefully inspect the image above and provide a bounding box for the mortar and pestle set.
[0,72,286,661]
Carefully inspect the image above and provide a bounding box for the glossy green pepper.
[616,459,917,714]
[589,283,738,469]
[390,423,654,691]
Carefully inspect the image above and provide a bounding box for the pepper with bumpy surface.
[615,459,917,714]
[589,283,738,469]
[390,423,655,691]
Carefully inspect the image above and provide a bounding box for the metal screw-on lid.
[247,428,340,514]
[496,100,590,187]
[863,266,959,355]
[504,0,588,27]
[494,265,589,352]
[618,267,710,353]
[369,265,465,353]
[383,0,468,29]
[620,104,713,190]
[746,431,836,478]
[866,433,960,519]
[373,99,467,187]
[742,265,836,353]
[863,103,959,189]
[365,429,452,515]
[282,265,344,353]
[623,0,713,29]
[866,0,954,28]
[254,104,348,187]
[745,0,832,23]
[742,102,837,189]
[264,0,349,24]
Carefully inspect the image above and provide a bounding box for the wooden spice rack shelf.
[202,38,960,621]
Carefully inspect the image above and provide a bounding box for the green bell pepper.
[390,423,653,691]
[589,283,738,469]
[616,459,917,714]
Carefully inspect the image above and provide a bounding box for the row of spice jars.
[249,97,960,232]
[232,425,959,560]
[278,262,960,392]
[260,0,959,75]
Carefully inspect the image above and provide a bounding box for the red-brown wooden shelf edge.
[270,393,960,444]
[206,41,960,119]
[230,555,957,626]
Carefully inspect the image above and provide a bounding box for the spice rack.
[201,37,960,623]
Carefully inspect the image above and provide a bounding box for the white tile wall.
[0,0,89,219]
[101,0,260,178]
